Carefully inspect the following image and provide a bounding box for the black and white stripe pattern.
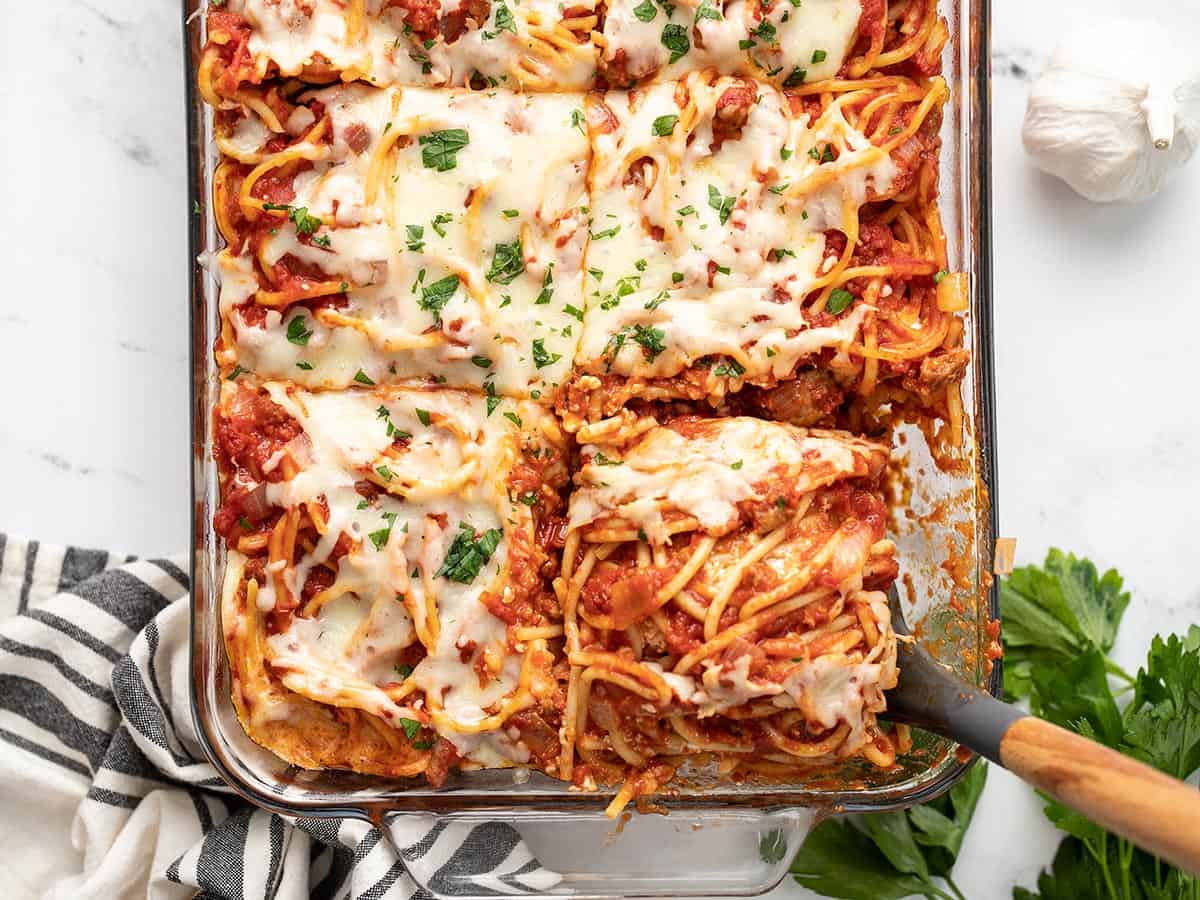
[0,535,557,899]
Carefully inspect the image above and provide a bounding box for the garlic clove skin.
[1022,17,1200,204]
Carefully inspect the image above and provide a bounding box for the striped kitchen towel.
[0,535,557,900]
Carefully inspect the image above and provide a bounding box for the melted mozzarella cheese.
[236,381,558,765]
[600,0,860,86]
[568,419,883,543]
[228,84,588,399]
[223,0,597,90]
[580,74,893,381]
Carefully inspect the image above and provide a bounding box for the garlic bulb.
[1022,17,1200,203]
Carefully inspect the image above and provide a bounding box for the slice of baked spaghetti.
[557,415,902,813]
[212,84,589,402]
[215,378,570,780]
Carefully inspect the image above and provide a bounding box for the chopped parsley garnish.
[588,267,604,280]
[405,224,425,252]
[672,272,684,284]
[751,20,776,42]
[934,269,950,283]
[531,338,562,369]
[262,202,323,235]
[707,184,735,225]
[827,288,855,314]
[311,234,332,248]
[769,247,796,261]
[767,182,789,195]
[661,23,690,64]
[519,491,539,506]
[607,323,666,361]
[780,147,793,160]
[485,380,500,416]
[486,238,525,284]
[353,369,375,386]
[783,67,807,88]
[535,263,554,304]
[677,204,696,216]
[399,717,422,740]
[296,361,313,370]
[484,0,517,37]
[809,143,835,163]
[415,408,432,426]
[367,511,398,550]
[564,303,584,322]
[644,291,669,310]
[731,460,743,470]
[376,465,394,481]
[376,405,412,440]
[652,114,679,137]
[634,259,648,271]
[471,355,493,368]
[423,216,449,242]
[286,316,312,346]
[594,452,623,466]
[502,208,519,218]
[394,663,414,679]
[238,516,252,530]
[570,109,586,134]
[812,48,827,63]
[590,225,621,240]
[503,411,523,427]
[418,274,460,323]
[713,358,746,377]
[419,128,470,172]
[695,0,722,20]
[633,0,658,20]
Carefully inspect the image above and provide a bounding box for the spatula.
[885,586,1200,874]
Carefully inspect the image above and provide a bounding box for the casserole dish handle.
[382,807,817,899]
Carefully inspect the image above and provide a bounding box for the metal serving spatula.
[884,586,1200,875]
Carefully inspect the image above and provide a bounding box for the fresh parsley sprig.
[790,762,987,900]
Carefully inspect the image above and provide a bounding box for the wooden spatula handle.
[1000,716,1200,874]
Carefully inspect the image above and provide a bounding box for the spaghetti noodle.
[203,0,965,813]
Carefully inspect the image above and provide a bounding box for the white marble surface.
[2,1,1199,897]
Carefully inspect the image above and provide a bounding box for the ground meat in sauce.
[441,0,491,42]
[711,80,756,151]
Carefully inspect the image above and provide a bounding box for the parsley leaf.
[827,288,855,315]
[406,224,425,252]
[1000,549,1131,701]
[491,0,517,34]
[792,763,986,899]
[782,66,807,88]
[486,238,525,284]
[418,274,460,323]
[695,0,722,21]
[435,522,503,583]
[419,128,470,172]
[661,23,690,64]
[286,315,313,346]
[431,212,453,237]
[1123,627,1200,780]
[633,0,657,20]
[631,323,666,360]
[707,184,735,225]
[531,338,562,369]
[399,717,422,740]
[652,114,679,136]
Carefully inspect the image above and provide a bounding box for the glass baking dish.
[185,1,996,895]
